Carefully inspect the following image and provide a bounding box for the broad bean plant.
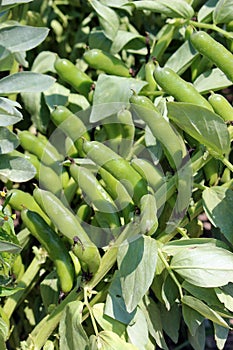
[0,1,233,349]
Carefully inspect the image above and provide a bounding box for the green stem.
[26,282,83,350]
[193,182,207,191]
[222,158,233,173]
[189,21,233,39]
[158,248,183,299]
[176,227,189,239]
[84,287,99,336]
[3,250,46,319]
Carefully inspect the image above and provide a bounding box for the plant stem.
[158,248,183,299]
[84,287,99,336]
[176,227,189,239]
[3,250,46,319]
[222,158,233,173]
[189,21,233,39]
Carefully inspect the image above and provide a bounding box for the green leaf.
[159,302,181,343]
[110,30,145,55]
[31,51,57,74]
[162,238,229,256]
[182,281,223,308]
[182,295,230,328]
[167,102,230,157]
[0,72,55,95]
[0,1,33,13]
[203,187,233,245]
[92,330,137,349]
[126,307,149,349]
[20,92,50,134]
[0,240,21,253]
[161,274,179,310]
[215,283,233,312]
[213,0,233,24]
[44,82,70,111]
[40,271,60,313]
[0,285,23,297]
[105,271,136,325]
[0,25,49,53]
[194,68,232,93]
[59,301,89,350]
[92,303,126,337]
[90,74,147,122]
[171,245,233,288]
[182,304,205,336]
[0,317,8,347]
[197,0,218,23]
[0,155,36,182]
[134,0,194,18]
[89,30,112,52]
[0,98,22,126]
[139,194,158,236]
[213,323,229,350]
[89,0,119,40]
[117,235,157,312]
[165,40,198,75]
[188,322,206,350]
[140,296,168,350]
[0,127,19,154]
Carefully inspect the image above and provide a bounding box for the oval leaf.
[0,155,36,182]
[0,127,19,154]
[134,0,194,18]
[94,330,137,350]
[213,0,233,24]
[182,295,230,328]
[0,97,22,126]
[89,0,119,40]
[167,102,230,157]
[0,25,49,53]
[194,68,232,93]
[59,301,89,350]
[140,194,158,236]
[0,72,55,95]
[171,246,233,287]
[203,186,233,245]
[117,235,157,312]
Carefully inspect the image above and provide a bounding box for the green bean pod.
[7,189,50,225]
[141,60,157,94]
[33,187,101,274]
[21,209,74,293]
[99,167,134,224]
[129,94,186,169]
[70,163,120,228]
[153,62,213,110]
[51,105,90,156]
[208,92,233,121]
[83,49,131,77]
[131,158,164,192]
[203,158,219,186]
[102,118,123,154]
[190,30,233,82]
[77,203,93,222]
[17,130,63,168]
[54,57,93,97]
[117,108,135,159]
[81,139,148,205]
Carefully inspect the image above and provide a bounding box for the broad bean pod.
[33,187,101,275]
[21,209,74,293]
[190,31,233,82]
[83,49,131,77]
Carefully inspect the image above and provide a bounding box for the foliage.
[0,0,233,349]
